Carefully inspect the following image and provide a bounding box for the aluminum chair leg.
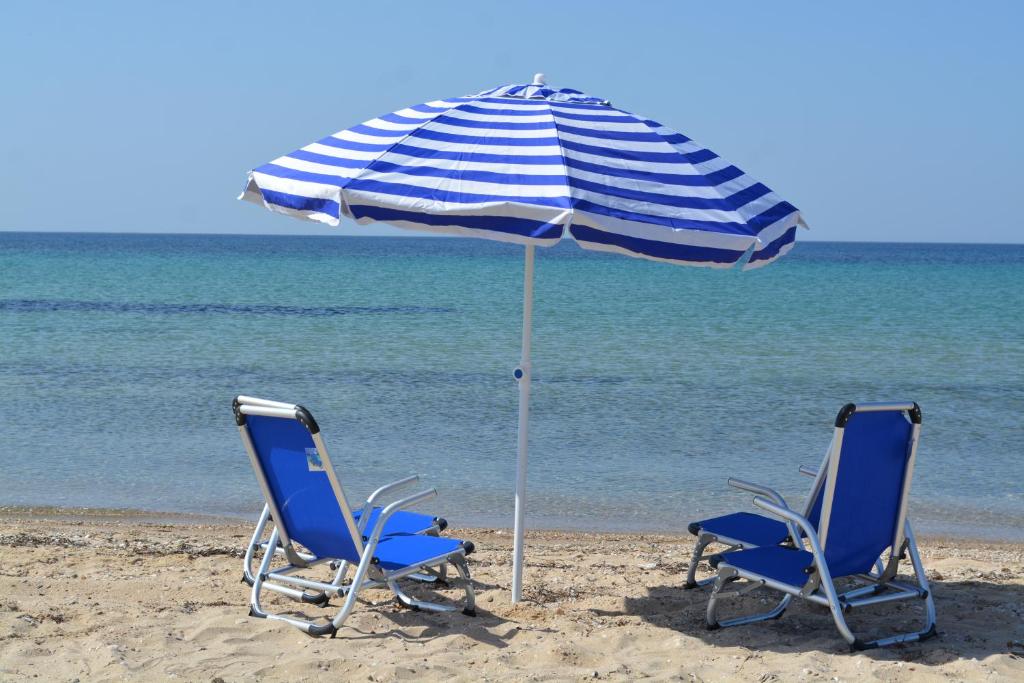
[389,557,476,616]
[685,535,714,589]
[242,504,272,586]
[847,527,937,650]
[320,550,395,635]
[819,577,858,646]
[706,567,792,629]
[391,580,452,612]
[249,527,279,619]
[706,543,938,649]
[452,557,476,616]
[247,539,378,637]
[686,535,743,589]
[705,566,733,628]
[245,508,331,605]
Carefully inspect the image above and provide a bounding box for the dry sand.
[1,508,1022,681]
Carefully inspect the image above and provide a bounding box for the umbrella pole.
[511,243,535,604]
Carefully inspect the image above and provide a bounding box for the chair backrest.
[817,403,921,579]
[234,396,363,563]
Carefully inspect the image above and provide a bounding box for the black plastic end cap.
[301,592,330,607]
[909,402,922,424]
[462,607,477,617]
[708,553,723,570]
[395,596,421,611]
[434,517,449,532]
[687,521,702,536]
[232,397,246,426]
[683,580,698,590]
[308,623,337,638]
[241,573,254,586]
[850,638,877,652]
[461,540,475,555]
[706,623,720,631]
[294,405,320,434]
[835,403,857,428]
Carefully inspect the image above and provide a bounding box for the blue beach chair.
[704,402,936,650]
[238,396,450,592]
[233,396,475,636]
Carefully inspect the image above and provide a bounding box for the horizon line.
[1,228,1021,248]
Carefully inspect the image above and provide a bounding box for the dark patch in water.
[0,299,455,317]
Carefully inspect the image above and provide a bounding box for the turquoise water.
[1,232,1022,539]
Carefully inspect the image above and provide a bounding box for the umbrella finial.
[532,73,546,86]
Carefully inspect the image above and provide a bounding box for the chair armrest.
[364,488,438,547]
[798,465,818,478]
[727,478,786,507]
[752,495,838,588]
[751,495,828,562]
[358,475,420,532]
[752,496,814,537]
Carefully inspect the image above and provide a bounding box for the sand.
[1,508,1022,682]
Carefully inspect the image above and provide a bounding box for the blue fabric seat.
[713,546,815,589]
[691,512,791,547]
[373,534,469,572]
[690,478,825,548]
[355,508,444,537]
[686,465,826,588]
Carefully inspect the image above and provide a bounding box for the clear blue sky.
[2,1,1021,243]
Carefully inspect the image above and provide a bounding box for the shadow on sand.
[270,577,540,649]
[591,576,1024,662]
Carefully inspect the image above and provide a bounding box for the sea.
[1,232,1022,540]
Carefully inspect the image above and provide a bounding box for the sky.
[1,2,1022,243]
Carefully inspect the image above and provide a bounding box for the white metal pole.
[511,243,535,603]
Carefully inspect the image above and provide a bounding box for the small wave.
[0,298,454,317]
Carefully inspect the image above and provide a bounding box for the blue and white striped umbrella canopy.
[241,75,804,269]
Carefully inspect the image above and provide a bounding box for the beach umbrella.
[239,74,805,603]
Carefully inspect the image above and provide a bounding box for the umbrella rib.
[546,102,576,234]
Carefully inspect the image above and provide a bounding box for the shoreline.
[3,503,1022,546]
[5,230,1024,247]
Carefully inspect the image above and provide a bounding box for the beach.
[1,509,1021,681]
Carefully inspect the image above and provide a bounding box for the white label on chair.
[305,447,325,472]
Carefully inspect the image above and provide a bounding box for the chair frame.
[705,401,936,650]
[233,396,475,637]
